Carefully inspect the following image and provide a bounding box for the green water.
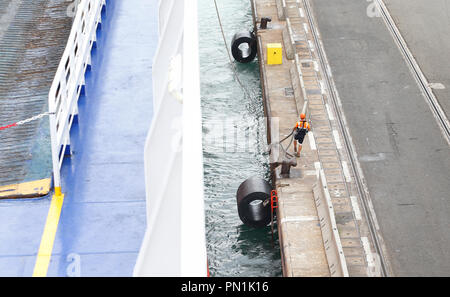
[199,0,282,277]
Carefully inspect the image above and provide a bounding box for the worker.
[293,113,311,157]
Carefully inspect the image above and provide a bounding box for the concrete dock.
[251,0,383,276]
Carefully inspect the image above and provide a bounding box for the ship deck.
[0,0,157,276]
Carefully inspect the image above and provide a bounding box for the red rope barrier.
[0,123,17,131]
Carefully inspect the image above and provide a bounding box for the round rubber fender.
[236,177,272,228]
[231,31,257,63]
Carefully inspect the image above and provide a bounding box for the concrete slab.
[253,0,378,276]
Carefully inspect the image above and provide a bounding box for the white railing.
[48,0,105,195]
[133,0,208,276]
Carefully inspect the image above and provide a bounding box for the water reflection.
[199,0,282,277]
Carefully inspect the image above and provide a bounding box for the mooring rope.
[212,0,255,101]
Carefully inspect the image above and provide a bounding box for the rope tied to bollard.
[268,129,295,159]
[213,0,258,101]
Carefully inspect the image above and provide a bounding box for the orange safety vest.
[295,121,310,131]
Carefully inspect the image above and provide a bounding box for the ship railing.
[48,0,105,195]
[134,0,208,276]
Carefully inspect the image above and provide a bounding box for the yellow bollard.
[267,43,283,65]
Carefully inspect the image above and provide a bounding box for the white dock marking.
[361,237,377,276]
[359,153,386,162]
[314,162,321,179]
[326,103,334,120]
[308,132,317,150]
[281,216,318,224]
[320,81,326,94]
[341,161,352,182]
[298,7,305,18]
[303,23,309,34]
[428,82,445,90]
[333,130,342,149]
[313,61,319,72]
[350,196,362,220]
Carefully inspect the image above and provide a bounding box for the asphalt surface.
[384,0,450,118]
[311,0,450,276]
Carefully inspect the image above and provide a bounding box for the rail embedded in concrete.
[283,18,295,60]
[275,0,287,21]
[313,169,349,276]
[48,0,105,192]
[376,0,450,144]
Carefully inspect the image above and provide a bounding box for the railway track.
[375,0,450,145]
[301,0,391,276]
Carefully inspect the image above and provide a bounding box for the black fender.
[236,177,272,228]
[231,31,257,63]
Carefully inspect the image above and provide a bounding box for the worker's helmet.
[300,113,306,120]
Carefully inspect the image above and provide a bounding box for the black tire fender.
[231,31,257,63]
[236,177,272,228]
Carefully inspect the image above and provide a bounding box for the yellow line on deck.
[32,188,65,277]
